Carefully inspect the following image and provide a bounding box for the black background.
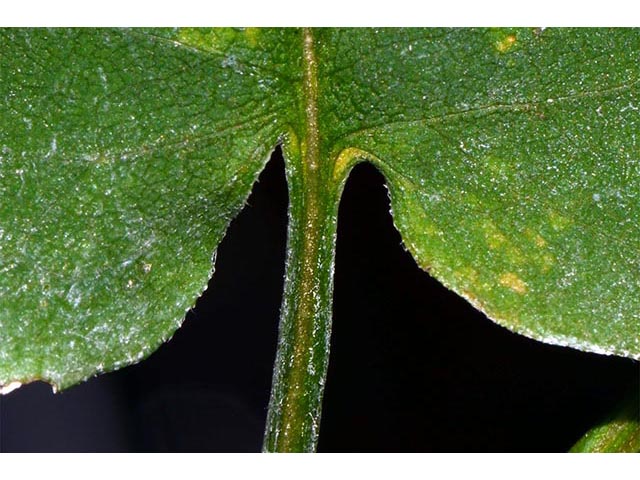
[1,149,638,452]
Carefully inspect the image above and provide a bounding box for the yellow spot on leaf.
[244,28,260,47]
[481,221,526,264]
[524,228,547,248]
[540,253,555,272]
[487,231,507,249]
[482,221,507,249]
[534,234,547,248]
[423,223,440,237]
[496,34,517,53]
[177,28,240,54]
[548,210,572,231]
[499,272,528,294]
[458,266,479,284]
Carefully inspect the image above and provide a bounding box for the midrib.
[302,27,320,175]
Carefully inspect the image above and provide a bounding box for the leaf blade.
[318,27,640,358]
[0,28,295,389]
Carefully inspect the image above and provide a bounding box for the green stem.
[570,386,640,452]
[263,28,342,452]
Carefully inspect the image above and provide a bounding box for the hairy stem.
[263,28,342,452]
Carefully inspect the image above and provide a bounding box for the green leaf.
[0,28,298,389]
[1,28,638,451]
[327,28,640,358]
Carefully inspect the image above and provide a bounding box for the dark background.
[1,149,638,452]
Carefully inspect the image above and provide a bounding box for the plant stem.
[570,386,640,452]
[263,28,343,452]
